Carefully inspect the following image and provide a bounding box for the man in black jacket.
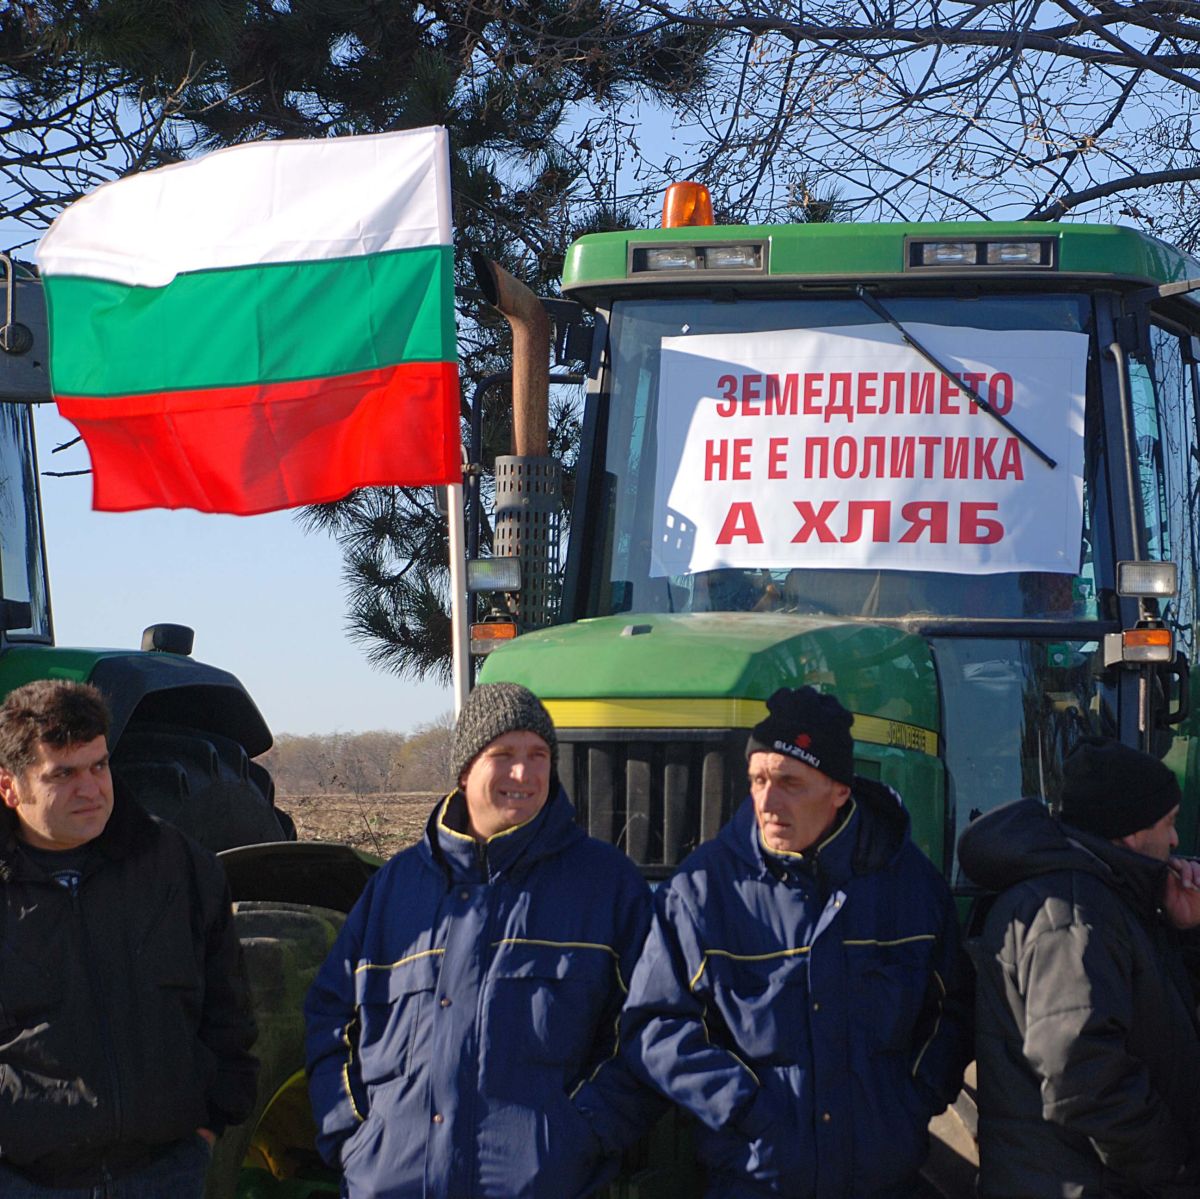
[959,737,1200,1198]
[0,680,258,1196]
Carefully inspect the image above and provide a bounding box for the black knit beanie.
[450,683,558,784]
[745,686,855,786]
[1059,736,1181,839]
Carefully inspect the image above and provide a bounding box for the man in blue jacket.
[305,683,655,1198]
[623,686,973,1198]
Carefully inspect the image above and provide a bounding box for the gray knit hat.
[451,683,558,783]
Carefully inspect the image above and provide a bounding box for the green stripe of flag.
[45,244,455,398]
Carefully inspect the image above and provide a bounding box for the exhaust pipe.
[471,255,561,630]
[471,254,551,457]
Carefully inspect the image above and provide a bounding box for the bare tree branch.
[574,0,1200,246]
[1027,165,1200,219]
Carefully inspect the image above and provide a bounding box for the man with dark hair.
[0,679,258,1197]
[0,674,110,765]
[306,682,656,1199]
[959,736,1200,1197]
[623,686,973,1198]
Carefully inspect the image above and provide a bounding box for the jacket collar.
[756,800,861,889]
[1062,824,1168,918]
[0,784,156,882]
[958,797,1169,917]
[725,774,910,884]
[422,783,583,884]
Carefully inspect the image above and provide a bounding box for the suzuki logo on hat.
[773,737,821,771]
[746,686,857,787]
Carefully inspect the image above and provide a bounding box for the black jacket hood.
[849,775,912,874]
[958,798,1168,917]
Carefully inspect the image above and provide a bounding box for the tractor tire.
[205,902,346,1199]
[111,722,290,852]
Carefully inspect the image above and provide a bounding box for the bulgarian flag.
[36,126,461,514]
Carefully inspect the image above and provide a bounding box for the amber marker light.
[662,182,714,228]
[470,621,517,656]
[1105,624,1174,666]
[1121,627,1173,661]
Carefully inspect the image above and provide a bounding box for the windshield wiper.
[854,285,1057,470]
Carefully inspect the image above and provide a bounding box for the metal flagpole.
[446,479,471,715]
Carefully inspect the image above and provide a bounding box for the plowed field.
[276,792,442,860]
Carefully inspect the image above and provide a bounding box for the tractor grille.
[558,730,748,878]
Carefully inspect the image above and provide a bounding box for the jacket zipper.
[74,884,125,1148]
[463,839,497,1199]
[134,885,177,956]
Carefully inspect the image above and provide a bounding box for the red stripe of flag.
[58,361,461,515]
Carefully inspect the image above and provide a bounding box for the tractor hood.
[0,646,272,755]
[479,612,939,734]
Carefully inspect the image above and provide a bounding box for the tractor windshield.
[578,293,1106,625]
[0,403,50,640]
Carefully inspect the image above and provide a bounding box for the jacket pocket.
[704,951,809,1064]
[137,884,204,991]
[849,1059,928,1193]
[131,893,211,1135]
[846,941,932,1053]
[536,1090,604,1198]
[704,1067,814,1197]
[354,951,439,1086]
[476,1090,602,1199]
[0,947,63,1030]
[485,940,618,1073]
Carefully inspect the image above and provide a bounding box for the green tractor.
[474,208,1200,876]
[467,205,1200,1194]
[0,257,375,1199]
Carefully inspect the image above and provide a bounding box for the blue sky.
[34,400,454,737]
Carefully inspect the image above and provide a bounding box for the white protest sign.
[651,323,1087,577]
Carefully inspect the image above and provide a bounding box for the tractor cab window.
[0,403,50,639]
[1127,316,1200,848]
[1129,322,1200,649]
[938,634,1112,886]
[1128,354,1171,563]
[584,294,1105,624]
